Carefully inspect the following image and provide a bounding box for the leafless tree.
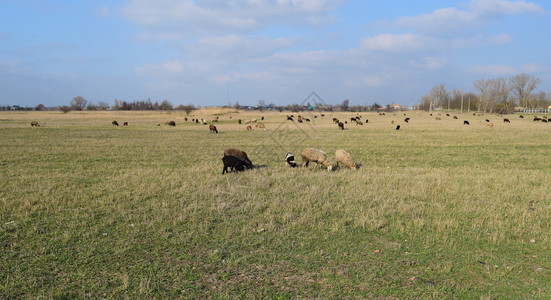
[509,73,541,109]
[70,96,88,111]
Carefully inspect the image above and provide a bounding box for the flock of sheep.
[222,147,356,175]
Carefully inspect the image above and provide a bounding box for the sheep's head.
[350,163,357,170]
[327,165,333,171]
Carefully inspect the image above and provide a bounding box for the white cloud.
[469,64,517,76]
[392,0,543,35]
[122,0,343,37]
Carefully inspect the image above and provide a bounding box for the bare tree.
[474,79,491,113]
[429,83,449,110]
[509,73,541,109]
[70,96,88,111]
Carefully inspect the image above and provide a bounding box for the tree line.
[419,73,548,114]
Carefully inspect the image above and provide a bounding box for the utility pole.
[461,89,464,114]
[468,96,471,113]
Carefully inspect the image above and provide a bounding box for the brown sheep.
[123,122,128,126]
[30,121,40,127]
[112,120,119,126]
[338,122,344,130]
[223,148,253,169]
[301,148,333,171]
[255,122,266,131]
[165,121,176,126]
[335,149,356,170]
[503,118,510,123]
[209,124,218,133]
[246,125,253,131]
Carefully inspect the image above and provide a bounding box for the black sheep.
[464,120,470,125]
[222,156,247,174]
[285,152,297,168]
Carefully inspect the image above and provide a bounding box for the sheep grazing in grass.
[165,121,176,126]
[112,120,119,126]
[223,148,253,169]
[285,152,297,168]
[543,119,548,123]
[335,149,356,170]
[396,125,401,130]
[504,118,511,123]
[464,120,470,125]
[404,117,410,123]
[338,122,344,130]
[287,116,294,121]
[255,122,267,131]
[222,156,247,174]
[485,119,490,123]
[300,148,333,171]
[246,125,252,131]
[238,119,242,124]
[355,120,363,125]
[519,115,524,119]
[453,116,458,119]
[123,122,128,126]
[534,117,542,122]
[30,121,40,127]
[209,124,218,133]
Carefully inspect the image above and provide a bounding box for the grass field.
[2,109,551,298]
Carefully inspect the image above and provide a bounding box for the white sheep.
[335,149,356,170]
[300,148,333,171]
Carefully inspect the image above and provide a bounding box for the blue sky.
[1,0,550,107]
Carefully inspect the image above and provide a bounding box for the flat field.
[1,109,551,298]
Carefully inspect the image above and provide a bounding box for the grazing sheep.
[300,148,332,171]
[184,117,188,122]
[338,122,344,130]
[504,118,511,123]
[485,119,490,123]
[261,116,264,120]
[351,117,357,122]
[285,152,297,168]
[224,148,253,169]
[486,122,494,128]
[543,119,549,123]
[246,125,252,131]
[30,121,40,127]
[305,118,310,122]
[287,116,294,121]
[332,117,338,123]
[533,117,542,122]
[238,119,242,124]
[365,119,369,123]
[209,124,218,133]
[195,119,199,124]
[404,117,410,123]
[222,155,247,174]
[255,122,267,131]
[166,121,176,126]
[446,113,450,117]
[123,122,128,126]
[453,116,458,119]
[463,120,470,125]
[335,149,356,170]
[112,120,119,126]
[356,120,363,125]
[396,125,401,130]
[435,117,441,120]
[519,115,524,119]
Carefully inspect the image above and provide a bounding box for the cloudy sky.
[1,0,550,107]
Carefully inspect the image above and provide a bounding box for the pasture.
[1,109,551,298]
